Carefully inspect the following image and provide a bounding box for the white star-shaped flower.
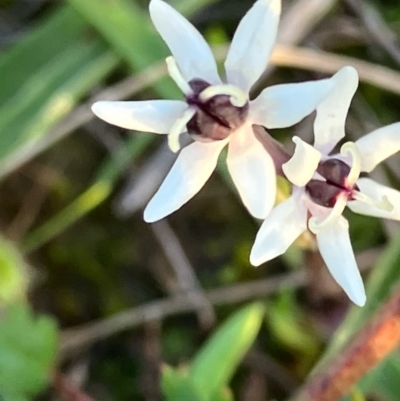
[92,0,335,222]
[250,66,400,306]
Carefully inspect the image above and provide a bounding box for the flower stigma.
[199,84,248,107]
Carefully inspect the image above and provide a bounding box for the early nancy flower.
[250,66,400,306]
[92,0,334,222]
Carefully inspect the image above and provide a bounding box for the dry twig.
[60,246,378,358]
[344,0,400,67]
[60,271,307,357]
[150,220,216,328]
[52,371,96,401]
[270,44,400,94]
[278,0,337,46]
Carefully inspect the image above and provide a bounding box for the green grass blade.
[0,4,120,172]
[66,0,178,97]
[0,41,118,161]
[22,134,154,253]
[189,303,265,400]
[0,6,88,105]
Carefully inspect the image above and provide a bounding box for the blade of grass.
[0,4,120,171]
[66,0,178,97]
[0,6,88,105]
[0,41,119,160]
[21,134,154,253]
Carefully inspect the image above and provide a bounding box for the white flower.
[92,0,334,222]
[250,66,400,307]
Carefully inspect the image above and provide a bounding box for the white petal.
[347,178,400,220]
[92,100,187,133]
[250,195,308,266]
[282,136,321,187]
[225,0,281,92]
[355,122,400,172]
[316,216,366,306]
[227,124,276,219]
[250,78,333,129]
[149,0,220,84]
[144,139,228,222]
[314,66,359,154]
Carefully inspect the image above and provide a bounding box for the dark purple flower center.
[305,158,358,207]
[185,78,249,141]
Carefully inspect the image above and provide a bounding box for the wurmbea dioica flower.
[92,0,335,222]
[250,66,400,306]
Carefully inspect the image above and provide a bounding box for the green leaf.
[162,365,205,401]
[210,387,234,401]
[356,351,400,401]
[0,393,28,401]
[162,365,233,401]
[0,304,58,398]
[0,237,29,304]
[189,302,265,401]
[267,291,319,356]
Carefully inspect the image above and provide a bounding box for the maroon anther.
[316,159,351,188]
[305,180,343,208]
[306,158,359,208]
[185,78,249,141]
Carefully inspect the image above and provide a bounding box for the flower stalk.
[290,283,400,401]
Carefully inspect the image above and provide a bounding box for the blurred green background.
[1,0,400,400]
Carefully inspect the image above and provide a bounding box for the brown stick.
[59,247,379,359]
[52,371,96,401]
[60,271,307,357]
[292,284,400,401]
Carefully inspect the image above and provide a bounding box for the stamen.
[308,193,348,234]
[352,191,394,212]
[166,56,192,95]
[199,84,248,107]
[168,108,196,153]
[340,142,361,187]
